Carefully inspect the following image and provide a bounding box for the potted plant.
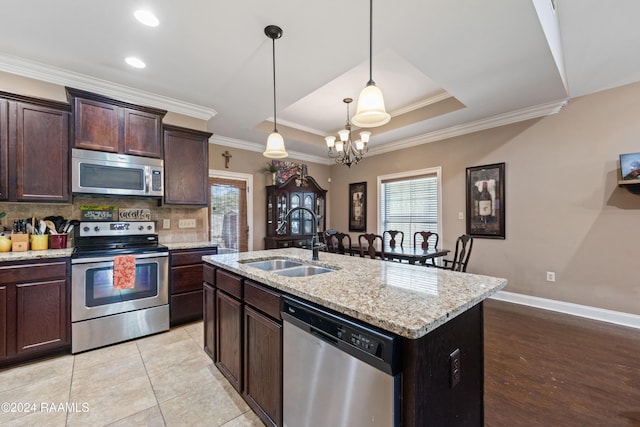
[260,162,281,185]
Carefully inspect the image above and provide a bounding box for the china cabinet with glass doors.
[265,175,326,249]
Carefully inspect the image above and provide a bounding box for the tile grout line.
[136,337,169,427]
[65,354,76,427]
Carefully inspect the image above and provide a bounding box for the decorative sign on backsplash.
[119,209,151,221]
[80,206,117,221]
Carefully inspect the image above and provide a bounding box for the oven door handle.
[72,251,169,264]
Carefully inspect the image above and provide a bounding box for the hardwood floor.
[483,299,640,427]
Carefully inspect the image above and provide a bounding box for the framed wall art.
[348,182,367,232]
[466,163,505,239]
[620,152,640,180]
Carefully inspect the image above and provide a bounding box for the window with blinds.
[380,173,439,247]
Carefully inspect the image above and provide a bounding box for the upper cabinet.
[66,87,167,158]
[0,91,71,202]
[163,125,213,206]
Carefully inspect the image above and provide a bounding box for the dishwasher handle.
[310,327,339,346]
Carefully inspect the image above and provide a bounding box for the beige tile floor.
[0,322,265,427]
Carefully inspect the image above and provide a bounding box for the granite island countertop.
[203,248,507,339]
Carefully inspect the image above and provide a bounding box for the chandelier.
[325,98,371,168]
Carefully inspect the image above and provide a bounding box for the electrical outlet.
[162,219,171,229]
[178,219,196,229]
[546,271,556,282]
[450,348,461,388]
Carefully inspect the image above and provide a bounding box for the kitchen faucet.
[276,206,325,261]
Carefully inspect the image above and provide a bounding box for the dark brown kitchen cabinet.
[66,87,166,158]
[169,247,217,325]
[0,99,8,201]
[162,125,213,206]
[243,281,282,427]
[203,281,215,360]
[0,258,70,367]
[265,175,326,249]
[0,91,71,202]
[216,288,243,392]
[203,266,283,427]
[0,285,6,360]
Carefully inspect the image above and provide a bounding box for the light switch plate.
[458,212,464,220]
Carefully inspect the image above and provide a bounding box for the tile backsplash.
[0,196,209,244]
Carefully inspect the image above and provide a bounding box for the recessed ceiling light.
[134,10,159,27]
[125,57,146,68]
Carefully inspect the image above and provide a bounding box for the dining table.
[350,245,450,265]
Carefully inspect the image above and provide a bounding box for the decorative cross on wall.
[222,150,232,168]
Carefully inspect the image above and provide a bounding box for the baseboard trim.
[490,291,640,330]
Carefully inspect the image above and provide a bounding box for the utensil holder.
[49,234,68,249]
[11,233,29,252]
[30,234,48,251]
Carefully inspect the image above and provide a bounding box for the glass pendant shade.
[325,135,336,148]
[263,130,288,158]
[351,84,390,128]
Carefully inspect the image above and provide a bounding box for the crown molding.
[211,135,331,165]
[391,91,453,117]
[0,53,217,120]
[370,98,569,156]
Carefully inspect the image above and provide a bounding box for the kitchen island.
[203,248,507,427]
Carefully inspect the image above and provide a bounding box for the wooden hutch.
[265,175,326,249]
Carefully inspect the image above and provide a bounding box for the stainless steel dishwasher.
[281,296,401,427]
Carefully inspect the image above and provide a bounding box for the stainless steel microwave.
[72,148,164,197]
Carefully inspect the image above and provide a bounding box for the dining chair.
[383,230,404,262]
[436,234,473,272]
[383,230,404,249]
[358,233,385,260]
[324,230,352,255]
[413,231,439,251]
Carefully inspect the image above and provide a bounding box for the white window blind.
[380,174,439,246]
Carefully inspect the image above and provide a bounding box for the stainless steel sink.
[273,265,335,277]
[241,259,303,271]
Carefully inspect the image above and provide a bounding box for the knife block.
[11,233,29,252]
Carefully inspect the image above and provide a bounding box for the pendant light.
[351,0,390,128]
[263,25,288,159]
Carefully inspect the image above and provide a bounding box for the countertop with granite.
[0,241,219,262]
[0,248,74,262]
[161,241,219,251]
[203,248,507,339]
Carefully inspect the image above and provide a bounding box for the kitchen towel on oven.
[113,255,137,289]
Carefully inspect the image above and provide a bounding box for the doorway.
[209,171,252,252]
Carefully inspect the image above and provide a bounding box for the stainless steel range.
[71,220,169,353]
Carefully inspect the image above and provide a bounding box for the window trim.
[377,166,443,243]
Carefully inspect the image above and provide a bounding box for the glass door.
[209,177,248,251]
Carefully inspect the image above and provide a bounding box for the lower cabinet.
[203,282,215,360]
[216,290,243,390]
[243,280,282,427]
[0,285,6,360]
[169,247,217,326]
[0,258,70,366]
[204,267,283,427]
